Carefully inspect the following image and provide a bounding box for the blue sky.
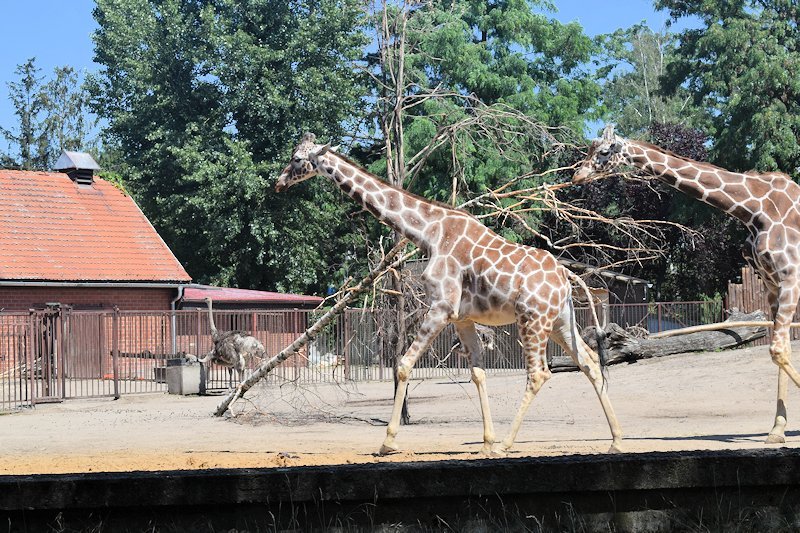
[0,0,686,146]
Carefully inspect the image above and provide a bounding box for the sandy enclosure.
[2,341,800,475]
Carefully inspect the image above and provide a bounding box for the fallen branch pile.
[213,241,412,417]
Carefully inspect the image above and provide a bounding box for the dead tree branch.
[213,240,414,417]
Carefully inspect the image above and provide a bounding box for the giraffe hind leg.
[493,315,551,455]
[550,311,623,453]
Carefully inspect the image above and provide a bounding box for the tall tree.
[41,66,93,169]
[598,24,708,137]
[1,59,95,170]
[89,0,368,293]
[1,58,48,170]
[364,0,600,233]
[656,0,800,174]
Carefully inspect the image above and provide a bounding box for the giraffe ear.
[602,124,616,143]
[330,145,340,152]
[314,144,331,157]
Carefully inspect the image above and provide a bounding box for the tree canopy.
[3,2,799,301]
[88,0,368,293]
[1,58,92,170]
[657,0,800,174]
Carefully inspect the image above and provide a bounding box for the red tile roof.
[182,285,323,305]
[0,170,191,283]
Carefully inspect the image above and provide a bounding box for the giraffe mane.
[624,140,797,183]
[632,140,793,181]
[632,140,727,172]
[744,169,792,180]
[327,151,477,218]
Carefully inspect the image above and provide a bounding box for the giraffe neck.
[625,140,762,227]
[317,153,452,251]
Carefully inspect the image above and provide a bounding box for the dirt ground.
[3,341,800,475]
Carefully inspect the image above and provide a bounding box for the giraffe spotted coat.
[277,133,622,455]
[575,124,800,444]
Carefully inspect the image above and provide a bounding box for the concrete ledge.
[3,448,800,531]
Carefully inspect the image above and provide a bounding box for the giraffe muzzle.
[572,167,593,184]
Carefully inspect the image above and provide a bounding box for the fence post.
[59,306,67,400]
[344,309,351,380]
[26,312,35,403]
[657,302,663,333]
[196,309,202,359]
[112,307,120,400]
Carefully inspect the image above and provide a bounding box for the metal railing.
[0,300,730,411]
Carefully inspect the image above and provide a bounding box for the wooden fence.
[726,265,800,342]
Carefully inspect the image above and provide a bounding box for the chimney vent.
[54,150,100,186]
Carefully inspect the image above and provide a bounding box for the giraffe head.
[275,133,335,192]
[573,124,628,184]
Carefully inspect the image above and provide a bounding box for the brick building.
[0,152,191,310]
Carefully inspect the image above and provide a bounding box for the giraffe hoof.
[607,443,624,454]
[488,444,509,457]
[378,443,399,456]
[766,433,786,444]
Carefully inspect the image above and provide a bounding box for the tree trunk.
[550,310,769,372]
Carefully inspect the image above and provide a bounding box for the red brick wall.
[0,287,177,311]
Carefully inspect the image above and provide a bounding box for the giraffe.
[574,124,800,444]
[276,133,623,455]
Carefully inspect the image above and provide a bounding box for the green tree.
[1,59,95,170]
[656,0,800,173]
[1,58,48,169]
[598,24,708,137]
[89,0,368,293]
[364,0,600,238]
[41,66,94,168]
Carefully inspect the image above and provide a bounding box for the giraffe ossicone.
[277,133,623,456]
[575,124,800,444]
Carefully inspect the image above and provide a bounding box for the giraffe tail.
[564,269,608,368]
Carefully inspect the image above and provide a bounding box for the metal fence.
[0,300,727,412]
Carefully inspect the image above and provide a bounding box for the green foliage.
[89,0,368,293]
[0,59,92,170]
[656,0,800,173]
[598,24,709,136]
[361,0,601,249]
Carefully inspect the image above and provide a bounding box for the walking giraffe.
[276,133,622,455]
[574,124,800,444]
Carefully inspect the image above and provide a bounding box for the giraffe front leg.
[764,283,788,444]
[767,368,789,444]
[766,291,800,443]
[454,321,496,454]
[379,306,450,456]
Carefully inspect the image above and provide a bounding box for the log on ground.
[550,310,768,373]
